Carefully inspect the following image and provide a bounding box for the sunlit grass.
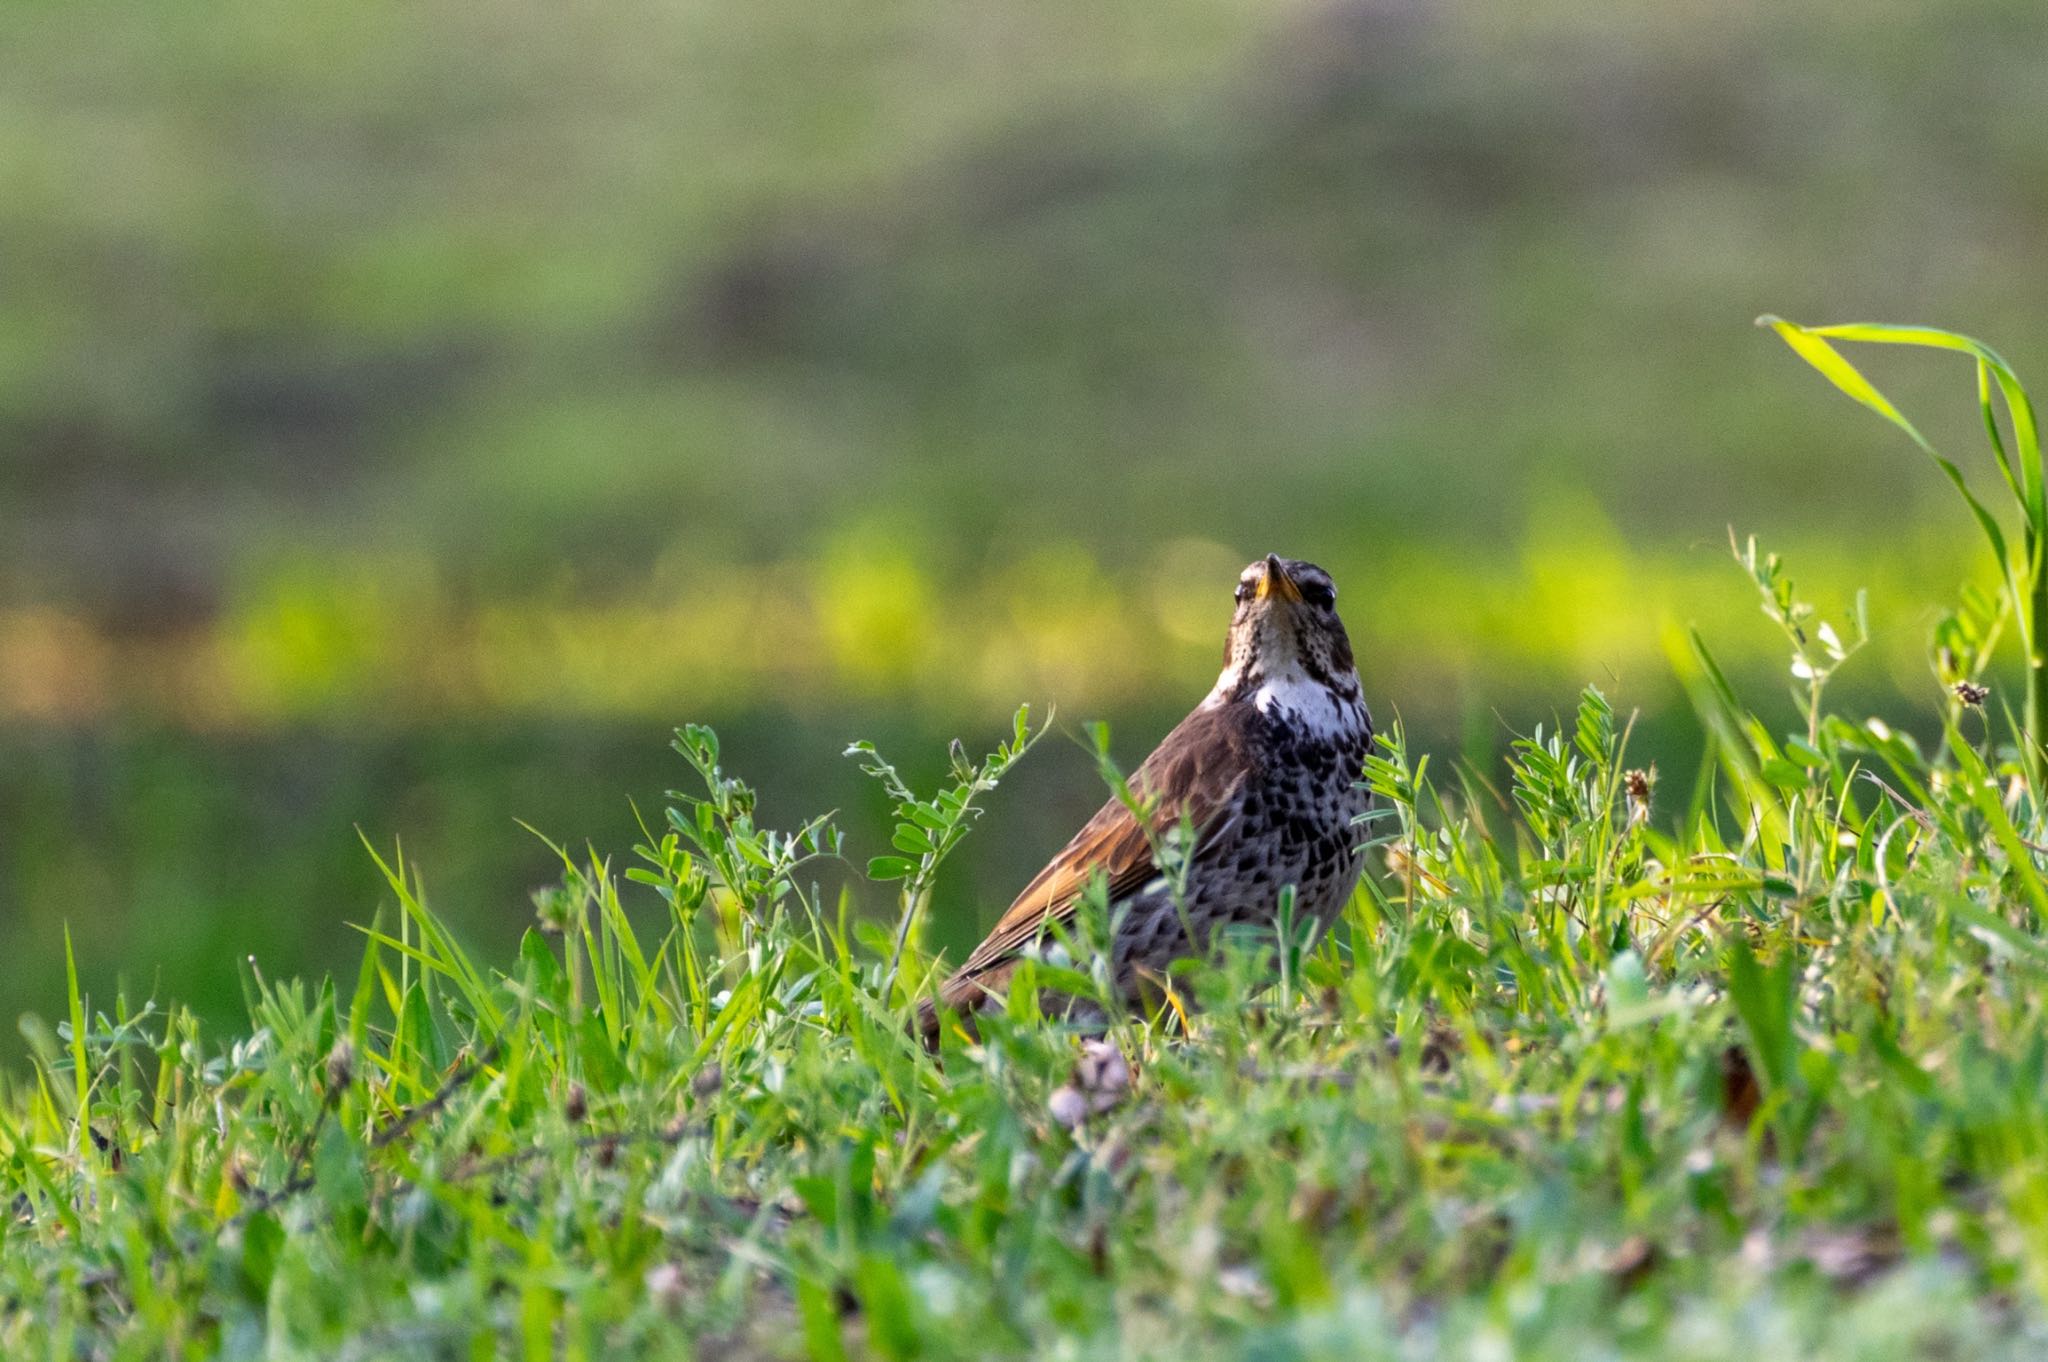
[0,511,1995,730]
[6,325,2048,1357]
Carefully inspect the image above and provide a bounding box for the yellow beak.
[1255,554,1302,604]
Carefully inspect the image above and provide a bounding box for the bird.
[919,554,1374,1044]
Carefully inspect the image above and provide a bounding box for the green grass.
[12,331,2048,1358]
[11,0,2048,1055]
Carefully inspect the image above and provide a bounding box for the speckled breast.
[1231,709,1375,931]
[1106,699,1375,981]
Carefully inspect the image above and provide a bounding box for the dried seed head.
[1600,1234,1662,1290]
[645,1261,687,1311]
[1955,680,1990,707]
[324,1039,356,1094]
[1050,1039,1132,1129]
[1073,1039,1130,1105]
[1802,1224,1903,1287]
[564,1082,588,1124]
[531,884,576,935]
[691,1062,723,1099]
[1623,768,1655,825]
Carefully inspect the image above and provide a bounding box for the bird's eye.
[1301,581,1336,607]
[1234,581,1254,603]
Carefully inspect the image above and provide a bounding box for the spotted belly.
[1108,727,1373,981]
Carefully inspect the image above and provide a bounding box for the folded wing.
[935,700,1263,1011]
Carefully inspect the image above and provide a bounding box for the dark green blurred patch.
[0,709,1195,1047]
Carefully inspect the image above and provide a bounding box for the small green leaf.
[396,983,447,1075]
[853,1252,920,1361]
[796,1275,852,1362]
[238,1210,284,1300]
[1783,738,1827,768]
[1726,939,1797,1093]
[1759,758,1810,789]
[313,1122,368,1219]
[1606,950,1649,1017]
[519,929,568,1009]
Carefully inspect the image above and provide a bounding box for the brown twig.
[233,1036,503,1217]
[441,1121,709,1187]
[371,1040,502,1151]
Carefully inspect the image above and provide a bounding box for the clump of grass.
[9,326,2048,1359]
[1759,317,2045,779]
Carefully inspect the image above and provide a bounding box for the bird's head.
[1214,554,1359,705]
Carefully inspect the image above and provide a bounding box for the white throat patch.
[1205,663,1362,739]
[1252,671,1356,736]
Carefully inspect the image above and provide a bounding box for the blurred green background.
[4,0,2046,1048]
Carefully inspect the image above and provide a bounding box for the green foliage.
[15,329,2048,1356]
[1762,317,2047,780]
[10,0,2048,1077]
[846,704,1046,994]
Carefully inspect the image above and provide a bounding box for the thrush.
[920,554,1374,1041]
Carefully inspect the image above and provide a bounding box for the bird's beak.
[1255,554,1302,604]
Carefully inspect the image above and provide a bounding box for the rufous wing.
[935,700,1264,1010]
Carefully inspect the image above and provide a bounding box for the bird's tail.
[913,995,943,1052]
[910,968,1003,1052]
